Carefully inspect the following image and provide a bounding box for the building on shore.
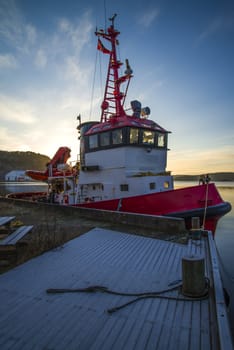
[5,170,31,182]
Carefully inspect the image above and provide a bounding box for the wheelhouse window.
[89,134,98,149]
[112,129,123,145]
[100,131,110,147]
[164,181,170,189]
[129,128,139,144]
[120,184,129,191]
[86,126,167,152]
[142,130,155,145]
[157,133,166,147]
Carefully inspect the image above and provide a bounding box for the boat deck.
[0,228,232,349]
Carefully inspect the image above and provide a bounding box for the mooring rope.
[89,49,98,120]
[202,183,209,229]
[46,278,210,314]
[46,282,181,297]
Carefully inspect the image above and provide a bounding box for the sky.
[0,0,233,175]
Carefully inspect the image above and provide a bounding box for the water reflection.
[0,182,47,196]
[215,186,234,338]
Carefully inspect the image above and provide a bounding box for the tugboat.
[16,15,231,233]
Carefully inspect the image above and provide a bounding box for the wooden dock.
[0,227,233,349]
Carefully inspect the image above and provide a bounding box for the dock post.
[191,217,200,229]
[190,216,202,240]
[182,254,206,297]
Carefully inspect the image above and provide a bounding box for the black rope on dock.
[46,278,210,314]
[46,281,181,297]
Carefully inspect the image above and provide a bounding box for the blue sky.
[0,0,233,175]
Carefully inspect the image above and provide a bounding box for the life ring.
[63,194,69,204]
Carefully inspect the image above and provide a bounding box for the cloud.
[25,24,37,45]
[57,11,93,54]
[30,12,93,74]
[34,49,47,69]
[0,127,14,150]
[137,8,160,28]
[0,1,46,72]
[0,94,38,124]
[197,18,222,43]
[0,54,18,69]
[0,0,22,44]
[62,56,92,83]
[195,14,234,46]
[0,0,38,55]
[0,126,32,152]
[0,125,43,153]
[0,0,94,73]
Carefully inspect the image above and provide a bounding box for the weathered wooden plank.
[0,216,15,227]
[134,321,153,350]
[0,225,33,245]
[189,302,201,350]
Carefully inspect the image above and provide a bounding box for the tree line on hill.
[0,150,50,180]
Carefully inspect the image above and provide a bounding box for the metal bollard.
[182,254,206,297]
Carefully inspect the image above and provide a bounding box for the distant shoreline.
[174,173,234,182]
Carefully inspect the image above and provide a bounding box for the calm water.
[1,181,234,334]
[0,181,47,195]
[176,181,234,336]
[213,186,234,336]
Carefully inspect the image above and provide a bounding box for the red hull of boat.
[75,183,231,233]
[6,191,47,201]
[6,183,231,234]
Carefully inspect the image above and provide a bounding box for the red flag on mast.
[97,38,111,54]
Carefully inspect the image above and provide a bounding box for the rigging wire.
[89,48,98,120]
[98,52,103,104]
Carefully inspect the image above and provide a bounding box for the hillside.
[0,150,50,180]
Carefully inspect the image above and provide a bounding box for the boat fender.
[85,197,94,203]
[63,194,69,204]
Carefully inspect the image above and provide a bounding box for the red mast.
[95,14,133,123]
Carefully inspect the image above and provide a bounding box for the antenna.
[109,13,117,26]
